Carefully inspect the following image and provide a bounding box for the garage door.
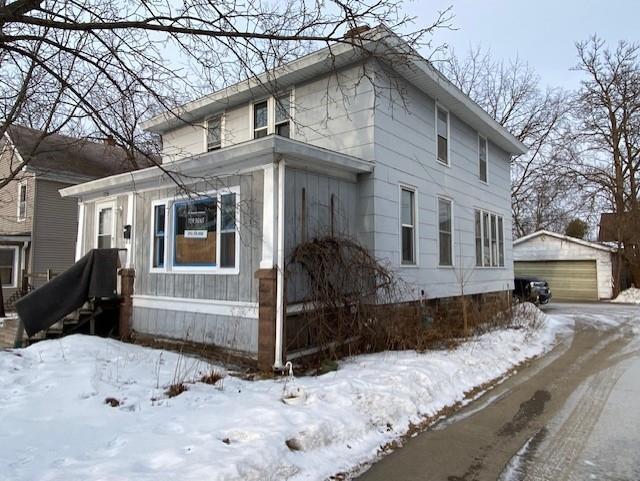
[514,260,598,301]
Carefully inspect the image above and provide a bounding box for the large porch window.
[0,247,18,287]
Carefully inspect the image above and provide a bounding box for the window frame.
[250,91,295,140]
[150,199,168,272]
[437,196,454,267]
[478,134,488,183]
[148,187,240,275]
[205,114,223,151]
[474,208,505,268]
[17,181,27,222]
[435,103,450,166]
[399,184,418,266]
[0,245,19,288]
[95,200,116,249]
[274,93,292,138]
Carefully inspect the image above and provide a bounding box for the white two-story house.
[61,28,526,369]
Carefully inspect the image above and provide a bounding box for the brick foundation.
[255,268,278,371]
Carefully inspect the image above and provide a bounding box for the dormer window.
[253,101,268,139]
[206,115,222,151]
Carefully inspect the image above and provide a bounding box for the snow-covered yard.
[0,305,571,481]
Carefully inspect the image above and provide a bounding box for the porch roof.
[59,135,373,201]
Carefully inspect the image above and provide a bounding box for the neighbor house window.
[475,209,505,267]
[400,187,416,264]
[275,94,291,138]
[0,247,17,287]
[17,182,27,221]
[97,205,114,249]
[253,101,268,139]
[438,198,452,266]
[206,115,222,151]
[478,135,488,182]
[152,203,166,269]
[436,106,449,165]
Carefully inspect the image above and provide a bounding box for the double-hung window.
[253,101,268,139]
[475,209,505,267]
[17,182,27,221]
[0,247,17,287]
[478,135,488,182]
[438,198,453,266]
[400,187,416,265]
[436,106,449,165]
[96,204,114,249]
[150,189,239,273]
[206,116,222,151]
[275,95,291,138]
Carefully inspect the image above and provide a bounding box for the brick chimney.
[344,25,371,39]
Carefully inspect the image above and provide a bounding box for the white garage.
[513,230,615,301]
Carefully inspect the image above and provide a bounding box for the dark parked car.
[514,276,552,305]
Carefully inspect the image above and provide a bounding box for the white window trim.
[435,103,451,167]
[474,208,505,268]
[150,199,168,273]
[437,196,454,268]
[478,134,489,184]
[95,200,117,249]
[204,113,224,151]
[0,245,19,288]
[399,183,419,267]
[250,91,294,140]
[16,180,27,222]
[149,187,241,275]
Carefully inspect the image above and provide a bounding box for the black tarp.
[15,249,121,337]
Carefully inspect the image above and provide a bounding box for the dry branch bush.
[286,237,526,365]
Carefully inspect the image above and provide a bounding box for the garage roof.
[514,230,616,253]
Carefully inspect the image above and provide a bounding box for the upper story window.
[400,186,416,265]
[438,197,453,266]
[475,208,505,268]
[17,182,27,221]
[253,101,268,139]
[478,135,488,182]
[253,93,292,140]
[206,115,222,151]
[436,106,449,165]
[275,94,291,138]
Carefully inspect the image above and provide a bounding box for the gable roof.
[141,27,526,156]
[4,124,155,183]
[514,229,615,253]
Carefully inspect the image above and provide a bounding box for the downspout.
[274,158,286,370]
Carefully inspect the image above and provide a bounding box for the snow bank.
[611,287,640,304]
[0,305,569,481]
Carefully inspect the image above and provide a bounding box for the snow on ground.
[611,287,640,304]
[0,304,571,481]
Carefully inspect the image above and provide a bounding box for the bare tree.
[566,36,640,285]
[0,0,454,188]
[440,47,577,237]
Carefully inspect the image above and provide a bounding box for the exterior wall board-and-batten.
[513,231,614,300]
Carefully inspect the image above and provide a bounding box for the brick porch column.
[255,267,278,371]
[119,268,135,340]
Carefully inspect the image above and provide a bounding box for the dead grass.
[199,369,226,388]
[165,382,188,398]
[104,397,121,407]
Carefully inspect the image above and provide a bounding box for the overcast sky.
[408,0,640,90]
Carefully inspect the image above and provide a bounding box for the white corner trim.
[132,295,259,319]
[260,163,277,269]
[75,202,85,261]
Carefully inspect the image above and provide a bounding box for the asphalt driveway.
[357,302,640,481]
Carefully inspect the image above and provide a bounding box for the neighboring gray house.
[61,28,526,369]
[0,125,146,302]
